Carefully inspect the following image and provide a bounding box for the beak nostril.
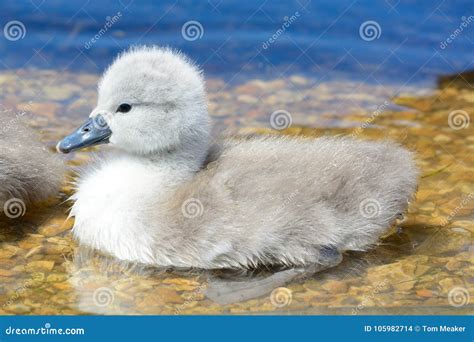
[58,116,112,154]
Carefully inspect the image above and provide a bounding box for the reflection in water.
[68,245,342,312]
[205,247,343,305]
[61,219,472,315]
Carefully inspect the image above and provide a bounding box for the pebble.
[137,288,183,306]
[47,273,69,282]
[0,245,20,259]
[445,260,461,271]
[39,224,72,236]
[438,278,455,292]
[43,84,81,101]
[393,280,417,291]
[6,303,32,314]
[25,246,44,258]
[162,278,200,287]
[0,269,15,277]
[322,280,348,294]
[237,95,258,104]
[25,261,55,272]
[433,134,452,143]
[52,282,71,290]
[416,289,434,298]
[39,221,72,237]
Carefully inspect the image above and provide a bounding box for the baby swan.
[58,46,418,269]
[1,111,64,213]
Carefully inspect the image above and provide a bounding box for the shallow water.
[0,69,472,315]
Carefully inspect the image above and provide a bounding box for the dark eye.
[116,103,132,113]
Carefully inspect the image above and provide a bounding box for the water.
[0,85,472,314]
[1,0,472,86]
[0,1,472,315]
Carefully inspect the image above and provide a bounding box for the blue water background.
[0,0,472,86]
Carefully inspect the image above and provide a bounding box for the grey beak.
[57,115,112,154]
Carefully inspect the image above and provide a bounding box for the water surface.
[0,1,472,315]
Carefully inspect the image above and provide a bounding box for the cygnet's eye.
[116,103,132,113]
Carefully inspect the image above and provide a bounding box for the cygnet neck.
[117,135,210,178]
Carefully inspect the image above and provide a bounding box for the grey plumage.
[63,46,418,271]
[0,111,64,207]
[155,135,418,269]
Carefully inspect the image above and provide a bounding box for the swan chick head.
[58,46,210,156]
